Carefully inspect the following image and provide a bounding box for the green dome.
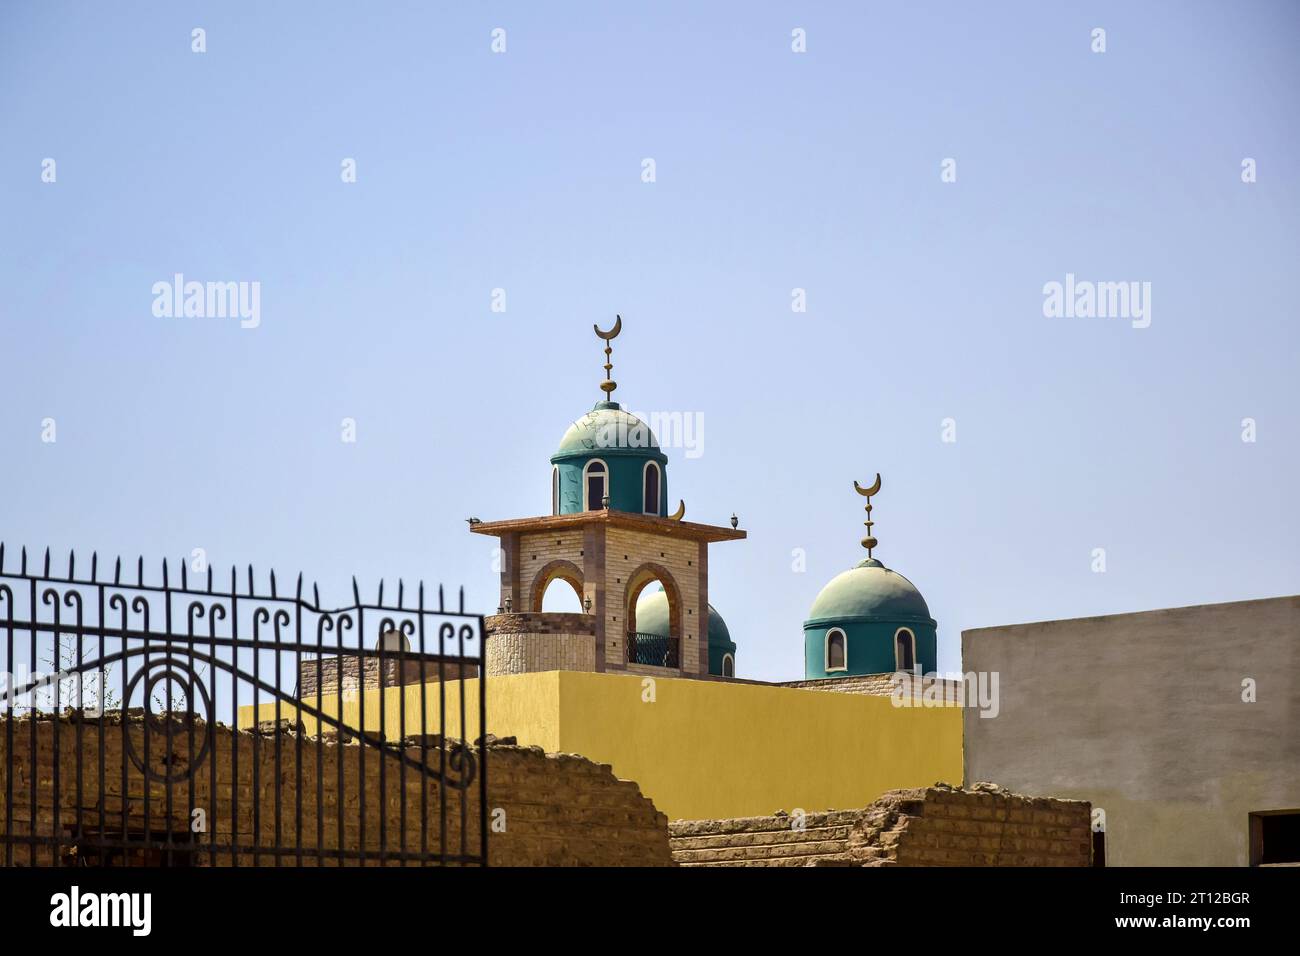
[635,587,736,675]
[805,558,933,626]
[552,401,666,462]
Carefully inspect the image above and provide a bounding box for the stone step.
[671,839,850,864]
[669,810,861,837]
[676,858,857,868]
[670,825,852,851]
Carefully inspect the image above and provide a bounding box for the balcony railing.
[626,632,680,669]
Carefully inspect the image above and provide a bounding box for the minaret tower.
[470,317,746,679]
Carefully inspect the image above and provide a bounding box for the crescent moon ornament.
[853,474,882,559]
[854,474,882,497]
[594,315,622,397]
[593,315,622,340]
[668,500,685,521]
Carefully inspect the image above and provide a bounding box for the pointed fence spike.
[459,585,464,614]
[270,569,277,599]
[352,576,361,606]
[377,579,384,606]
[398,579,405,608]
[114,556,121,585]
[296,572,303,600]
[137,556,144,586]
[0,542,5,574]
[313,583,321,607]
[181,560,188,590]
[68,549,75,581]
[91,551,98,582]
[21,547,28,575]
[43,547,51,576]
[207,565,213,592]
[162,558,169,589]
[438,584,444,612]
[248,565,255,596]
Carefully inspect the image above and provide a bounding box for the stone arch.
[622,562,682,639]
[529,559,585,612]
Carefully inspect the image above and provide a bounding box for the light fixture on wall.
[504,595,512,613]
[730,513,738,529]
[602,494,610,510]
[584,596,593,613]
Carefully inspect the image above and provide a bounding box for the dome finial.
[593,315,622,399]
[853,474,882,559]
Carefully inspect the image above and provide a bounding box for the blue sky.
[2,1,1297,682]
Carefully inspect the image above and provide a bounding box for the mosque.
[471,318,938,686]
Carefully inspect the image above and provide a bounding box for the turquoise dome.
[802,557,938,680]
[635,586,737,677]
[553,402,666,461]
[550,401,669,517]
[805,558,932,626]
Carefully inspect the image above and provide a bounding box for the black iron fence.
[0,544,487,866]
[626,631,680,669]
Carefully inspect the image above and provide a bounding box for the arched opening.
[895,628,916,672]
[551,465,559,515]
[529,560,585,613]
[722,653,735,678]
[583,459,607,511]
[623,563,682,669]
[825,628,847,672]
[642,461,660,515]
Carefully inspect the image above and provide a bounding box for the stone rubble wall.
[0,714,672,867]
[669,783,1092,867]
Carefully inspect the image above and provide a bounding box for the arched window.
[722,653,735,678]
[895,628,916,672]
[551,465,559,515]
[583,460,607,511]
[643,462,660,515]
[825,628,847,672]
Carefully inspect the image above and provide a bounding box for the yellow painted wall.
[242,672,560,754]
[242,670,962,821]
[554,672,962,820]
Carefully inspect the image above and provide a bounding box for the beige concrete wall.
[962,595,1300,866]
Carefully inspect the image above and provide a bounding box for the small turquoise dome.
[803,557,937,680]
[550,401,669,517]
[635,586,737,677]
[553,402,666,460]
[805,558,932,626]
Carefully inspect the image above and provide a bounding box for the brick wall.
[518,530,586,608]
[298,656,478,697]
[604,527,703,674]
[779,673,965,699]
[669,783,1092,867]
[483,612,597,675]
[0,714,672,867]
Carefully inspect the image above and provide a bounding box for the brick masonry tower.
[470,317,745,679]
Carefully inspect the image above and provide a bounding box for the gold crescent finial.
[667,499,685,521]
[854,474,882,558]
[854,474,882,497]
[593,315,622,398]
[593,315,622,340]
